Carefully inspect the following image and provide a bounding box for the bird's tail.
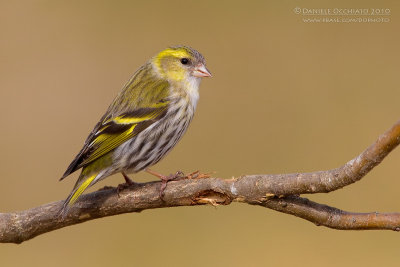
[59,173,97,217]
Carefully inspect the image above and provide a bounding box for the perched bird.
[60,46,211,215]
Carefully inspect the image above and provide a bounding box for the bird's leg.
[117,172,139,196]
[145,169,184,199]
[122,172,135,185]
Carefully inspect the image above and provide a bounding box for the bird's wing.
[60,102,169,180]
[61,64,171,180]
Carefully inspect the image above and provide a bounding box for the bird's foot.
[159,171,185,199]
[145,169,185,199]
[117,172,140,197]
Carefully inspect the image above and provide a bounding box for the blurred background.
[1,0,399,266]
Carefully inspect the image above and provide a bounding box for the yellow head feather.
[152,46,204,82]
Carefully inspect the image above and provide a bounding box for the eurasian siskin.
[60,46,211,215]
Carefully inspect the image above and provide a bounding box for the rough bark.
[1,120,400,244]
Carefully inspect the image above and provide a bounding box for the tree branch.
[1,120,400,244]
[261,196,400,231]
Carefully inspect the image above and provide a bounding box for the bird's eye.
[180,58,189,65]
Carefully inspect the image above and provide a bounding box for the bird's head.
[152,46,211,83]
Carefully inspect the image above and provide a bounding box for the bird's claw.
[117,183,130,197]
[145,169,211,200]
[159,171,185,199]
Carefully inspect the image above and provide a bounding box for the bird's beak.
[193,64,212,78]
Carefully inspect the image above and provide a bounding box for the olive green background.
[1,1,399,266]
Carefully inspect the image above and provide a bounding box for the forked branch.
[1,120,400,244]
